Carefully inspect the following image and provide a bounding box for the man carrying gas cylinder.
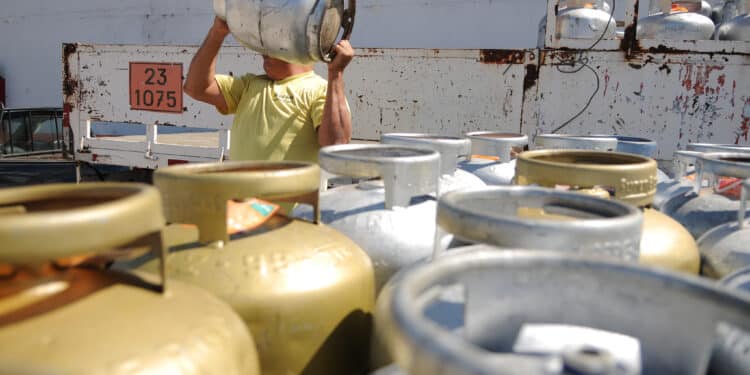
[183,16,354,163]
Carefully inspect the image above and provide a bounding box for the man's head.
[262,55,313,81]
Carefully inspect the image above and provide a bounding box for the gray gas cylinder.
[375,248,750,375]
[662,152,750,239]
[538,0,616,48]
[722,266,750,293]
[293,144,441,292]
[370,185,645,372]
[717,0,750,40]
[534,134,619,151]
[638,0,716,40]
[214,0,355,65]
[380,133,486,194]
[697,178,750,278]
[657,143,750,209]
[457,132,528,186]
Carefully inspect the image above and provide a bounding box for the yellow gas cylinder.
[135,161,376,375]
[516,149,701,274]
[0,183,259,374]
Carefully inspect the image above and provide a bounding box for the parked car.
[0,107,63,156]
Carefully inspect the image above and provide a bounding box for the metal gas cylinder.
[433,186,644,261]
[535,133,658,155]
[375,249,750,375]
[537,0,617,49]
[656,143,750,209]
[535,134,670,182]
[556,0,617,39]
[214,0,355,65]
[0,183,259,374]
[380,133,486,194]
[457,132,528,186]
[293,144,441,291]
[717,0,750,39]
[722,266,750,293]
[663,152,750,240]
[516,149,701,274]
[602,135,658,157]
[638,0,716,39]
[697,176,750,279]
[713,0,739,25]
[655,150,700,209]
[133,161,375,375]
[534,133,619,151]
[538,1,616,48]
[369,185,644,372]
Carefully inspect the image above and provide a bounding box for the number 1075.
[133,89,178,108]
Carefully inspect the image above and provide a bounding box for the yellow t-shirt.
[215,71,328,162]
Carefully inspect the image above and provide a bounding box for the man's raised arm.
[318,40,354,147]
[184,17,230,113]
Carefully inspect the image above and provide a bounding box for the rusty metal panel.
[526,50,750,159]
[341,48,530,140]
[64,44,529,135]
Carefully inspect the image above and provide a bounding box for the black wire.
[552,0,615,133]
[552,62,601,134]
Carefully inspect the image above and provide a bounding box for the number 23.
[145,68,167,85]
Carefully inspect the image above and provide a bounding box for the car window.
[0,114,9,155]
[29,112,60,151]
[9,112,30,154]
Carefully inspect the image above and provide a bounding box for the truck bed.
[97,131,219,148]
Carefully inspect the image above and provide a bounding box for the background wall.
[0,0,547,108]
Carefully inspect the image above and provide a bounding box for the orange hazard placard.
[129,62,183,113]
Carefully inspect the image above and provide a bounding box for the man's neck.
[269,66,313,81]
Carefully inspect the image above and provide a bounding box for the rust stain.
[680,64,725,96]
[62,43,79,98]
[647,44,685,54]
[479,49,525,64]
[738,117,749,144]
[523,64,539,93]
[737,99,750,144]
[619,0,639,55]
[603,70,610,97]
[681,64,693,92]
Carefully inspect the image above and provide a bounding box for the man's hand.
[211,17,231,39]
[327,40,354,74]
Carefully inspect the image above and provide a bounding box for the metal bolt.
[562,346,618,375]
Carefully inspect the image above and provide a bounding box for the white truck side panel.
[528,51,750,159]
[65,44,750,168]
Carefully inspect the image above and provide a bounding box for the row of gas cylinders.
[541,0,750,45]
[1,133,750,374]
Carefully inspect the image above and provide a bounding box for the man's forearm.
[319,71,352,146]
[184,27,225,98]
